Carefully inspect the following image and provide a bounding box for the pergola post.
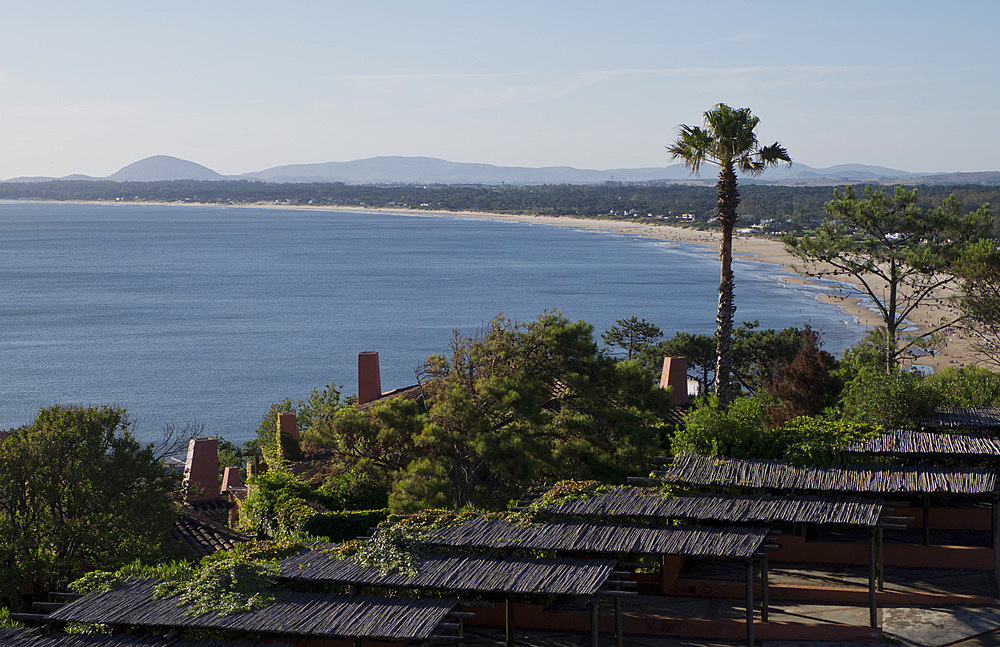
[614,596,623,647]
[868,531,878,629]
[876,526,885,591]
[505,595,514,647]
[760,552,769,622]
[922,494,930,545]
[589,597,599,647]
[993,495,1000,597]
[745,557,755,647]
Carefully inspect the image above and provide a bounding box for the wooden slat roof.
[48,580,456,641]
[419,517,766,558]
[843,431,1000,457]
[543,487,883,527]
[658,453,999,495]
[279,546,616,596]
[0,628,276,647]
[923,407,1000,431]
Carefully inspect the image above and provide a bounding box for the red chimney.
[183,438,219,501]
[277,411,298,440]
[221,466,242,491]
[358,351,382,405]
[659,356,689,406]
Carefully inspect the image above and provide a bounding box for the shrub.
[839,367,942,430]
[304,509,390,542]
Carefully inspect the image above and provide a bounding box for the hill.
[106,155,226,182]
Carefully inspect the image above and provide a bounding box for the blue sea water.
[0,202,863,445]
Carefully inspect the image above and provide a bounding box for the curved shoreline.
[13,199,978,370]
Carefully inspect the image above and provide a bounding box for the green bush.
[926,366,1000,407]
[839,367,942,430]
[775,416,880,466]
[671,396,772,459]
[305,509,390,542]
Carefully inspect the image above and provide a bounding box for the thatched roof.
[844,431,1000,457]
[543,487,883,527]
[923,407,1000,431]
[0,628,278,647]
[279,546,616,596]
[48,580,456,641]
[657,453,999,496]
[419,517,766,558]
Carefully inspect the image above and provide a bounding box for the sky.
[1,0,998,179]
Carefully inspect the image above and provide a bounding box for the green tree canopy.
[389,312,672,512]
[957,239,1000,369]
[669,103,791,408]
[601,316,663,359]
[785,186,993,371]
[0,406,180,609]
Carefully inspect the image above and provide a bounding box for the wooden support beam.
[760,552,769,623]
[615,596,623,647]
[590,597,599,647]
[922,493,930,546]
[877,526,885,592]
[993,496,1000,598]
[505,596,514,647]
[868,532,878,629]
[745,558,755,647]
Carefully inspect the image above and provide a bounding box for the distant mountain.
[5,154,998,186]
[242,156,926,185]
[242,156,620,184]
[106,155,225,182]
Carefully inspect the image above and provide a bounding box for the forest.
[2,179,999,235]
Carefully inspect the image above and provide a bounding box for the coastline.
[20,199,978,370]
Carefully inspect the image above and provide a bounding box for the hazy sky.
[2,1,998,178]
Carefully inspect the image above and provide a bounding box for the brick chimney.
[183,438,219,501]
[659,356,689,406]
[358,351,382,405]
[277,411,298,440]
[221,465,242,491]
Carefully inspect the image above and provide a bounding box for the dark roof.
[923,407,1000,431]
[419,517,766,559]
[543,487,883,528]
[279,546,616,596]
[288,452,336,485]
[183,498,234,517]
[48,580,456,641]
[0,628,279,647]
[357,384,425,411]
[657,453,999,496]
[169,511,250,558]
[844,431,1000,457]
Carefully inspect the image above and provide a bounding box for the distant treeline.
[2,179,997,234]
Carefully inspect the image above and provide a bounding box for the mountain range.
[7,154,1000,186]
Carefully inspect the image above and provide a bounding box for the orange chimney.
[221,466,242,491]
[659,356,689,406]
[183,438,219,501]
[277,411,298,440]
[358,351,382,405]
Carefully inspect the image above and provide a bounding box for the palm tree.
[668,104,790,409]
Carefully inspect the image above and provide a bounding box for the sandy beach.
[50,199,983,370]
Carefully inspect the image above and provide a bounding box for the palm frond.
[667,125,714,174]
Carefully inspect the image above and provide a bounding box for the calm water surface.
[0,202,863,445]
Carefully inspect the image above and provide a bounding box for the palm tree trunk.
[715,163,740,409]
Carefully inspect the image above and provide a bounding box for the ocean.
[0,202,863,445]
